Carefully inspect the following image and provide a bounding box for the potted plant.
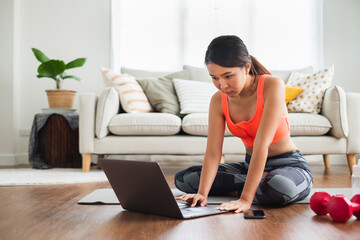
[31,48,86,109]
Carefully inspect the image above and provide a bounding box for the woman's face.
[207,62,250,98]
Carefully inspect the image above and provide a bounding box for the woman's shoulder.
[210,90,224,114]
[262,75,285,100]
[211,90,223,102]
[263,74,285,90]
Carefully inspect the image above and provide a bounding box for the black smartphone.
[243,209,266,219]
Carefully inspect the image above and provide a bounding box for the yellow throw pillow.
[285,86,304,104]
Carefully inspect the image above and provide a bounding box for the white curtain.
[111,0,323,72]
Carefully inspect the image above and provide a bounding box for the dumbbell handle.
[351,202,360,211]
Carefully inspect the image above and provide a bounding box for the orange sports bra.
[222,74,290,147]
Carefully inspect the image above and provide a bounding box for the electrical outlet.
[19,129,31,136]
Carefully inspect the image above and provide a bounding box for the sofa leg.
[97,154,105,169]
[323,154,330,169]
[220,155,225,163]
[82,154,92,172]
[346,154,356,175]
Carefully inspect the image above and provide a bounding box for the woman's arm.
[197,91,226,197]
[219,76,286,212]
[176,91,226,206]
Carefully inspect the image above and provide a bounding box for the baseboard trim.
[0,153,28,166]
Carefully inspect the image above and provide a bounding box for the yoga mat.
[78,188,354,205]
[0,168,107,186]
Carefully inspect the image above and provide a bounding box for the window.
[111,0,323,72]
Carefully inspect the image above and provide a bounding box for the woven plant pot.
[46,89,76,108]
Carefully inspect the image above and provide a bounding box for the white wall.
[0,0,359,165]
[0,0,110,165]
[323,0,360,92]
[0,0,15,164]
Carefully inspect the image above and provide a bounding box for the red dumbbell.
[310,191,360,222]
[310,191,332,215]
[327,194,360,222]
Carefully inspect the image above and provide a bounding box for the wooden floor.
[0,164,359,240]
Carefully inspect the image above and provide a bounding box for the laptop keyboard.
[177,202,189,209]
[178,202,210,212]
[182,208,205,212]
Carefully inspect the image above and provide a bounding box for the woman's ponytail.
[249,55,271,76]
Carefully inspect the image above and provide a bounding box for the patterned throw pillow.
[100,67,153,113]
[286,65,334,113]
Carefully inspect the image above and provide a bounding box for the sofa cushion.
[288,113,332,136]
[108,113,181,135]
[182,113,331,137]
[182,113,233,136]
[96,87,119,139]
[173,78,218,114]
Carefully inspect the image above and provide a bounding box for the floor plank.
[0,164,359,240]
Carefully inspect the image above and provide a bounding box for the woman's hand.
[217,199,252,213]
[176,193,208,207]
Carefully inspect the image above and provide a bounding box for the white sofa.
[79,66,360,174]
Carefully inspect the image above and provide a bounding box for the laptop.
[99,159,230,219]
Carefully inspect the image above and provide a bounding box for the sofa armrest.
[321,85,348,138]
[346,92,360,153]
[79,93,97,154]
[95,87,119,138]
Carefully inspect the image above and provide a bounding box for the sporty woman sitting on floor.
[175,35,313,213]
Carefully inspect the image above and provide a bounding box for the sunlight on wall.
[111,0,323,71]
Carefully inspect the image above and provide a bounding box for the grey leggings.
[175,150,313,206]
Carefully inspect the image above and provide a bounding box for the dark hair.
[205,35,271,76]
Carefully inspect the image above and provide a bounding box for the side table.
[28,113,82,169]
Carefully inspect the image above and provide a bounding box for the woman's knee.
[256,167,312,205]
[174,165,202,193]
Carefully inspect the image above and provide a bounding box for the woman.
[175,35,312,213]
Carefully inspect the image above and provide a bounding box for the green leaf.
[62,75,81,81]
[38,60,66,78]
[66,58,86,69]
[36,74,56,81]
[31,48,50,63]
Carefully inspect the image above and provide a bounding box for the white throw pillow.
[286,65,334,113]
[173,78,218,114]
[101,67,153,113]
